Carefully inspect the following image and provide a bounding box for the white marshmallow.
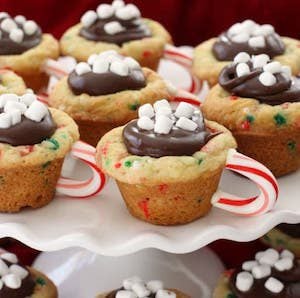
[156,106,172,117]
[116,4,141,20]
[235,271,254,292]
[1,253,18,265]
[232,33,249,43]
[281,65,292,77]
[4,101,26,113]
[154,115,173,134]
[153,99,170,112]
[9,265,28,279]
[240,19,257,33]
[242,260,258,271]
[93,59,110,74]
[255,251,265,262]
[124,57,140,69]
[259,249,280,266]
[263,61,282,74]
[0,259,9,276]
[228,23,242,36]
[0,12,9,19]
[249,36,265,48]
[131,282,151,297]
[20,93,36,106]
[274,257,293,271]
[110,61,129,76]
[281,249,294,260]
[87,54,99,65]
[0,280,3,290]
[252,54,270,68]
[23,20,38,35]
[137,116,154,130]
[126,4,141,18]
[260,24,275,36]
[259,72,276,86]
[123,277,143,290]
[98,50,119,59]
[252,264,271,279]
[0,94,18,108]
[14,15,26,24]
[147,280,164,293]
[81,10,98,28]
[138,103,154,118]
[156,289,176,298]
[9,28,24,43]
[175,102,194,118]
[1,18,17,33]
[25,101,48,122]
[234,52,250,64]
[75,62,91,75]
[112,0,125,9]
[116,291,137,298]
[7,109,21,126]
[264,277,284,294]
[176,117,197,131]
[2,274,21,289]
[97,4,114,19]
[236,63,250,77]
[104,21,125,35]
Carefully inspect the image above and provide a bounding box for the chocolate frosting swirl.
[0,109,56,146]
[219,61,300,105]
[0,16,42,55]
[80,16,151,46]
[229,260,300,298]
[277,224,300,238]
[68,68,146,96]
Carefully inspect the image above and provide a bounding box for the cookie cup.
[49,68,172,147]
[0,34,59,91]
[60,19,172,70]
[193,37,300,87]
[0,69,27,94]
[96,120,236,225]
[202,85,300,177]
[0,108,79,212]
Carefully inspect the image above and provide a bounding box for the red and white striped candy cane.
[212,149,279,216]
[42,58,69,79]
[56,141,106,198]
[172,88,202,107]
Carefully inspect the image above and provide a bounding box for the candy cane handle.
[56,141,106,198]
[42,58,69,79]
[211,149,279,216]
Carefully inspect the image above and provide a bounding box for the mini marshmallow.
[154,115,173,134]
[255,251,265,262]
[9,28,24,43]
[232,33,249,43]
[0,94,18,108]
[4,101,26,113]
[137,116,154,130]
[20,93,36,106]
[131,282,151,297]
[248,36,265,48]
[176,117,197,131]
[138,103,154,118]
[8,109,21,126]
[0,280,3,290]
[156,106,172,117]
[0,12,9,19]
[281,249,294,260]
[25,101,48,122]
[235,271,254,292]
[242,260,258,271]
[259,72,276,86]
[2,274,21,289]
[75,62,91,75]
[88,54,99,65]
[116,4,140,20]
[14,15,26,24]
[228,23,242,36]
[110,61,129,76]
[259,24,275,36]
[93,59,110,74]
[124,57,140,70]
[81,10,98,28]
[156,289,176,298]
[259,249,279,266]
[23,20,38,35]
[104,21,125,35]
[175,102,195,118]
[147,280,164,293]
[236,63,250,77]
[240,19,257,33]
[274,257,294,272]
[0,114,11,129]
[281,65,292,77]
[112,0,125,9]
[252,264,271,279]
[263,61,282,74]
[252,54,270,68]
[264,277,284,294]
[126,4,141,18]
[123,277,143,290]
[234,52,250,64]
[0,259,9,276]
[116,291,137,298]
[97,4,114,19]
[153,99,170,112]
[98,50,119,59]
[9,265,28,279]
[1,18,17,33]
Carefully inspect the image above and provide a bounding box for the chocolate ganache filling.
[0,13,42,55]
[219,53,300,105]
[213,20,285,61]
[123,100,216,158]
[277,224,300,238]
[79,1,151,46]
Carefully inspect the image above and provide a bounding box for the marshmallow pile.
[116,276,176,298]
[0,252,30,290]
[0,12,39,44]
[75,50,142,77]
[235,248,295,294]
[137,100,202,135]
[0,93,48,129]
[227,19,275,48]
[233,52,292,87]
[81,0,141,35]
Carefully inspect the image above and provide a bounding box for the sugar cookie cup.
[0,69,27,95]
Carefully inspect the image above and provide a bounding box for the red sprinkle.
[230,95,238,101]
[224,269,235,278]
[19,145,34,157]
[138,199,150,219]
[114,162,121,169]
[143,50,152,58]
[158,184,168,193]
[241,120,251,130]
[101,143,110,156]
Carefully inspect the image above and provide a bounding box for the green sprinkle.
[47,138,60,150]
[274,113,287,126]
[128,101,140,111]
[263,234,271,242]
[246,114,255,123]
[124,160,133,168]
[197,158,203,165]
[288,140,297,151]
[36,277,46,286]
[276,238,285,246]
[42,161,51,169]
[105,159,111,167]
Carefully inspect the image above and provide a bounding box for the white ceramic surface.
[33,247,224,298]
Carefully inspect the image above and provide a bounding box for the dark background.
[0,0,300,46]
